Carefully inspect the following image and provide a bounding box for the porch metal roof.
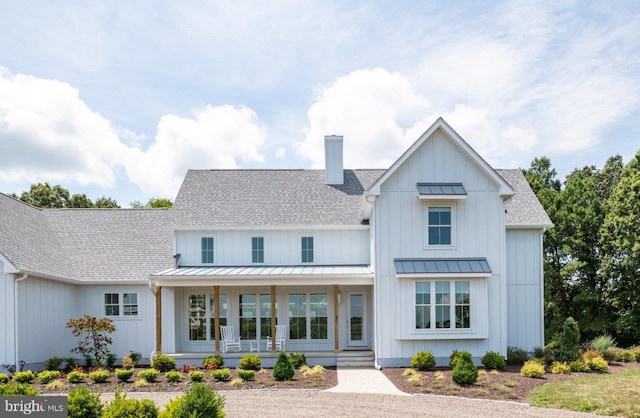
[394,258,491,277]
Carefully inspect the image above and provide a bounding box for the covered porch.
[149,265,374,367]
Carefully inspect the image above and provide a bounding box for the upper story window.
[427,207,452,246]
[105,292,139,317]
[201,237,214,263]
[252,237,264,263]
[301,236,314,263]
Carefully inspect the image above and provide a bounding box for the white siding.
[374,129,508,365]
[0,273,15,369]
[506,229,544,351]
[175,229,370,266]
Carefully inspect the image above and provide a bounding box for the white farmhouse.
[0,118,551,370]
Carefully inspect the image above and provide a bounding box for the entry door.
[347,293,367,346]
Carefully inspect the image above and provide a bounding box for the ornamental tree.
[66,315,116,366]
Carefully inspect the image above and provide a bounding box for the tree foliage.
[13,182,120,208]
[130,197,173,208]
[66,315,116,365]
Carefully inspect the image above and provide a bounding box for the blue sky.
[1,1,639,206]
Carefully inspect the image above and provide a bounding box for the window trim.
[251,236,265,264]
[414,280,471,331]
[104,292,140,318]
[201,236,215,264]
[288,292,329,341]
[300,235,315,264]
[424,203,456,249]
[187,292,228,342]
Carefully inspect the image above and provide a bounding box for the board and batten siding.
[506,229,545,351]
[0,273,15,368]
[373,129,508,366]
[175,229,370,266]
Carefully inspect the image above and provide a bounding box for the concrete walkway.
[325,367,409,395]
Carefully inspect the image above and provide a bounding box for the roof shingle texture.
[496,169,553,227]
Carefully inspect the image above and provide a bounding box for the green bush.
[0,373,9,384]
[273,351,294,381]
[45,356,64,371]
[619,350,635,363]
[67,371,86,384]
[586,356,609,372]
[210,368,231,382]
[115,368,135,382]
[106,352,117,368]
[103,395,159,418]
[591,334,616,352]
[151,355,176,372]
[188,370,205,383]
[12,370,35,383]
[37,370,61,384]
[507,347,529,365]
[632,347,640,362]
[0,383,39,396]
[569,360,590,372]
[202,355,224,369]
[237,369,255,381]
[601,347,621,362]
[129,351,142,366]
[138,369,160,382]
[89,369,110,383]
[165,371,182,383]
[449,350,463,369]
[238,354,262,371]
[520,360,545,378]
[550,361,571,374]
[481,351,506,370]
[411,351,436,371]
[159,383,225,418]
[451,351,478,385]
[67,387,103,418]
[533,343,556,366]
[288,352,307,369]
[553,317,581,363]
[64,357,78,371]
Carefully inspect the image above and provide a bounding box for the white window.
[415,281,470,330]
[104,292,139,317]
[201,236,214,264]
[288,293,328,340]
[187,293,227,341]
[240,293,275,340]
[252,237,264,263]
[301,236,314,263]
[425,205,456,247]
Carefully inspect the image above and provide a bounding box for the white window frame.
[251,236,265,264]
[186,292,228,342]
[414,280,471,330]
[104,292,140,318]
[300,235,315,264]
[288,292,329,341]
[424,203,456,249]
[200,235,215,264]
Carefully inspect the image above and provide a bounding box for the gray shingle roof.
[394,258,491,275]
[172,169,385,226]
[496,169,553,227]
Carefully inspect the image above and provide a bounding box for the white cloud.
[275,147,286,158]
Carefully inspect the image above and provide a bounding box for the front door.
[347,293,366,347]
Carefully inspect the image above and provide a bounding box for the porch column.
[270,285,276,353]
[214,286,220,354]
[333,285,339,353]
[155,286,162,354]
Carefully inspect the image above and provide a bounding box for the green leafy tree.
[66,315,116,365]
[67,193,95,208]
[16,182,70,208]
[553,317,581,363]
[94,196,121,208]
[601,151,640,346]
[130,197,173,208]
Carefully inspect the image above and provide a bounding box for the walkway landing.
[325,367,409,396]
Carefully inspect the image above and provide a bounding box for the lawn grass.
[530,368,640,417]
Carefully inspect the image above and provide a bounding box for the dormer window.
[201,237,214,264]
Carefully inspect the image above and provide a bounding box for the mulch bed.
[35,366,337,394]
[382,361,640,402]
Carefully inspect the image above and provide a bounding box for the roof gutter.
[14,273,28,371]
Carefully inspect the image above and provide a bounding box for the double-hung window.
[201,237,214,264]
[252,237,264,263]
[301,236,314,263]
[415,281,470,330]
[428,207,452,245]
[105,292,139,317]
[288,293,328,340]
[188,293,227,341]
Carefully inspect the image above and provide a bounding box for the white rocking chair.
[265,324,287,352]
[220,325,241,353]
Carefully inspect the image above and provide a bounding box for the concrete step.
[336,359,376,368]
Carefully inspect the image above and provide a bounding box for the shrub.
[67,371,86,384]
[481,351,506,370]
[591,334,616,352]
[129,351,142,366]
[239,354,262,371]
[45,356,64,371]
[520,360,545,378]
[451,351,478,385]
[506,347,529,365]
[103,393,159,418]
[211,368,231,382]
[151,354,176,372]
[273,352,294,381]
[12,370,35,383]
[288,352,307,369]
[0,383,39,396]
[138,369,160,382]
[553,317,581,363]
[115,368,135,382]
[64,357,78,371]
[569,360,590,372]
[38,370,61,384]
[66,315,116,366]
[533,343,556,366]
[188,370,205,383]
[202,355,224,369]
[301,365,325,377]
[449,350,463,369]
[89,369,110,383]
[133,379,149,388]
[237,369,255,381]
[106,352,117,368]
[601,347,621,362]
[0,373,9,384]
[67,387,103,418]
[165,371,182,383]
[586,356,609,372]
[122,356,135,370]
[411,351,436,371]
[159,383,225,418]
[619,350,635,363]
[46,380,65,390]
[582,349,601,361]
[550,361,571,374]
[632,347,640,362]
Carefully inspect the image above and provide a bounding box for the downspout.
[14,274,28,371]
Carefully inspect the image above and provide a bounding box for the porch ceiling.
[150,264,374,286]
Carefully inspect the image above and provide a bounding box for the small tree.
[272,352,294,381]
[66,315,116,366]
[553,317,581,363]
[451,352,478,385]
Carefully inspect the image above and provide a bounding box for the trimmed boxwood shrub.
[0,373,9,384]
[12,370,35,383]
[45,356,64,371]
[237,369,255,381]
[67,371,87,384]
[506,346,529,365]
[210,368,231,382]
[115,368,135,382]
[238,354,262,371]
[103,396,159,418]
[138,369,160,382]
[159,383,225,418]
[188,370,205,383]
[38,370,61,384]
[273,352,294,381]
[411,351,436,371]
[0,383,39,396]
[481,351,506,370]
[451,351,478,385]
[288,353,307,369]
[151,354,176,372]
[89,369,110,383]
[67,387,103,418]
[165,371,182,383]
[202,355,224,369]
[520,360,545,378]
